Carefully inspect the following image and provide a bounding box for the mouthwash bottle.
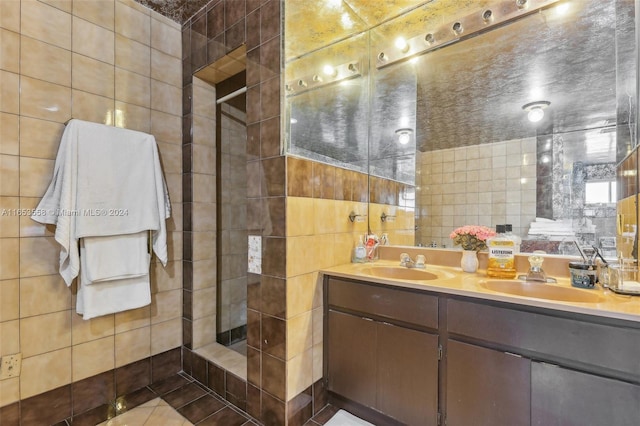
[487,224,517,278]
[505,224,521,253]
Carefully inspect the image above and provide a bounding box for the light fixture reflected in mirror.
[396,128,413,145]
[522,100,551,122]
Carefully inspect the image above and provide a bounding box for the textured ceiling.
[134,0,210,23]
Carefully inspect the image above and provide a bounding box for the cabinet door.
[327,310,377,408]
[446,340,531,426]
[377,323,439,425]
[532,362,640,426]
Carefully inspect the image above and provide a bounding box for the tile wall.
[416,138,537,248]
[0,0,183,422]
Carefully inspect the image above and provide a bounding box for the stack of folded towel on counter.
[32,119,171,319]
[527,217,577,239]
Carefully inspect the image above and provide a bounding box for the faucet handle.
[415,255,426,268]
[400,253,411,266]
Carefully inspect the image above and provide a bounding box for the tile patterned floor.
[88,373,257,426]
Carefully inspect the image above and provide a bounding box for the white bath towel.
[76,240,151,320]
[32,119,171,286]
[82,231,149,283]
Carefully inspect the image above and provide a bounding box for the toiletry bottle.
[365,234,379,261]
[352,236,366,263]
[487,224,517,278]
[505,224,521,253]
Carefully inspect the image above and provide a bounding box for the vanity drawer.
[447,298,640,379]
[327,277,438,329]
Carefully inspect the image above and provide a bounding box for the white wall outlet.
[0,353,22,379]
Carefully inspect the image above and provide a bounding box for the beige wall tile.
[72,53,115,98]
[151,49,181,87]
[312,306,323,346]
[192,231,215,262]
[0,197,19,237]
[150,289,181,324]
[192,145,216,175]
[192,202,216,232]
[192,78,215,118]
[287,311,312,360]
[115,68,150,107]
[20,274,70,317]
[40,0,72,13]
[192,314,215,349]
[156,141,181,174]
[164,172,182,203]
[286,235,316,277]
[114,101,150,133]
[20,347,72,399]
[20,0,71,50]
[193,115,215,146]
[0,113,19,155]
[286,349,313,401]
[0,238,19,279]
[151,80,181,116]
[19,117,64,160]
[192,174,216,204]
[313,198,337,235]
[150,260,182,293]
[71,90,115,125]
[192,258,216,290]
[0,1,20,32]
[150,17,180,58]
[115,326,150,367]
[167,230,182,261]
[286,273,315,319]
[1,70,19,114]
[0,377,19,407]
[20,35,71,86]
[0,155,18,196]
[72,335,114,381]
[71,311,114,344]
[150,110,181,143]
[20,76,71,122]
[1,28,19,73]
[20,197,55,237]
[150,317,181,355]
[0,319,19,355]
[166,202,182,232]
[73,0,115,31]
[20,310,72,357]
[19,157,54,198]
[312,342,323,383]
[19,236,59,277]
[192,287,216,320]
[286,197,314,237]
[116,33,150,76]
[115,0,150,45]
[72,17,115,64]
[115,305,150,333]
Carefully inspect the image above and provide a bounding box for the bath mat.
[324,409,376,426]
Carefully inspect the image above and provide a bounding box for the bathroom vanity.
[322,262,640,426]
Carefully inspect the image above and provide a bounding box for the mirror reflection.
[285,0,636,256]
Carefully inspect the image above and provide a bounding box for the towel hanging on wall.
[31,119,171,319]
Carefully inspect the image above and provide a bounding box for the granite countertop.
[322,260,640,323]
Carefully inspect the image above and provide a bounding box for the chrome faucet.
[400,253,426,269]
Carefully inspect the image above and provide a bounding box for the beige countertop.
[322,260,640,323]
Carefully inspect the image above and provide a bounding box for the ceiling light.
[395,37,409,53]
[323,65,337,77]
[522,101,550,123]
[396,128,413,145]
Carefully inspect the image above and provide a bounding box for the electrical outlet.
[0,353,22,379]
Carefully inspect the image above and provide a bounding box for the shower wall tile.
[71,90,116,124]
[152,110,182,143]
[152,49,182,86]
[151,17,181,58]
[115,68,151,107]
[115,0,151,45]
[20,35,71,86]
[0,0,20,32]
[20,76,71,122]
[152,79,182,115]
[72,17,115,64]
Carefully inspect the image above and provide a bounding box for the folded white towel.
[82,231,149,283]
[77,242,151,320]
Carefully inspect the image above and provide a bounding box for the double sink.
[358,264,605,304]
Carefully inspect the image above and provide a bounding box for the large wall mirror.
[285,0,637,257]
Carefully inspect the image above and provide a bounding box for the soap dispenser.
[352,236,366,263]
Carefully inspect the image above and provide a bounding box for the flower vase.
[460,250,479,273]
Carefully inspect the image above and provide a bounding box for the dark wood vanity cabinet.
[325,276,640,426]
[326,278,439,425]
